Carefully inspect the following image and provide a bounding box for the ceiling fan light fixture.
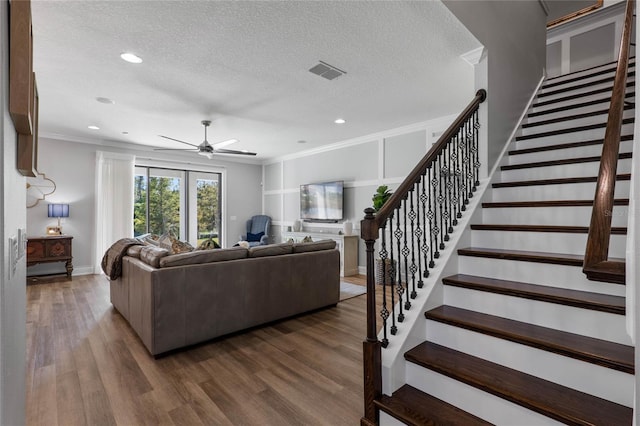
[198,151,214,159]
[120,52,143,64]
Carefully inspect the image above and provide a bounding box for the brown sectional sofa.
[110,240,341,356]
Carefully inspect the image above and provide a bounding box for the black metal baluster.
[430,164,440,260]
[408,188,418,297]
[460,121,469,211]
[467,118,475,200]
[473,110,481,189]
[394,208,405,322]
[445,142,453,238]
[437,153,445,250]
[442,145,451,243]
[420,173,431,277]
[401,199,411,310]
[388,214,397,335]
[452,131,461,225]
[378,225,389,348]
[416,175,426,285]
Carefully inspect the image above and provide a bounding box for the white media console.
[281,231,359,277]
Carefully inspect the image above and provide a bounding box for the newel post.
[361,207,381,426]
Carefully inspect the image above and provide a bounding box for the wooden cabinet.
[282,231,358,277]
[27,236,73,277]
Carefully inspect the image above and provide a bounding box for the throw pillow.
[302,235,313,243]
[197,238,221,250]
[247,231,264,242]
[171,239,194,254]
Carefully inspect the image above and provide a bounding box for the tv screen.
[300,181,344,222]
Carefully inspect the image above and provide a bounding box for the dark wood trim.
[405,342,633,425]
[424,306,634,373]
[17,73,38,177]
[522,104,633,129]
[515,117,634,141]
[442,274,625,315]
[528,93,635,119]
[583,0,634,283]
[501,152,632,171]
[9,0,34,135]
[537,71,634,99]
[509,134,633,156]
[542,59,634,89]
[470,224,627,234]
[482,199,629,208]
[457,247,586,267]
[583,260,626,284]
[374,90,486,227]
[531,81,634,109]
[492,174,631,188]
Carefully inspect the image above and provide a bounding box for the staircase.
[376,59,635,425]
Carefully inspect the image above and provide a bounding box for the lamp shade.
[48,203,69,218]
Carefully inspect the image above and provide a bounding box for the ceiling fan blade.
[159,135,199,148]
[212,138,238,149]
[214,148,257,156]
[153,148,199,151]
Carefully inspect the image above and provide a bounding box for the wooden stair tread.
[482,199,629,208]
[458,247,587,267]
[375,384,493,426]
[470,224,627,234]
[531,81,634,109]
[545,56,636,84]
[515,117,634,141]
[537,71,635,99]
[509,134,633,156]
[501,152,632,171]
[442,274,625,315]
[522,104,633,129]
[527,93,635,119]
[492,174,631,188]
[405,341,633,425]
[424,306,634,373]
[542,58,635,88]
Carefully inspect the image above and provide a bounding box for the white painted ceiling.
[31,1,482,162]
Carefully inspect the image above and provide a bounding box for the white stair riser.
[405,363,565,425]
[470,230,627,257]
[379,412,405,426]
[519,109,635,136]
[513,122,634,149]
[425,321,633,406]
[482,205,629,227]
[501,159,632,181]
[508,140,634,165]
[529,88,635,115]
[457,256,625,297]
[443,286,631,345]
[490,181,630,202]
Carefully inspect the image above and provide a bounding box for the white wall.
[263,114,462,270]
[443,0,547,170]
[27,137,263,275]
[0,1,27,424]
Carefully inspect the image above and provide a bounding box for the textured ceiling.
[31,1,481,162]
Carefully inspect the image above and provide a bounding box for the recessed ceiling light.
[88,125,100,130]
[96,97,115,104]
[120,52,143,64]
[334,118,346,124]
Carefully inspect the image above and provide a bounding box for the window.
[134,166,222,246]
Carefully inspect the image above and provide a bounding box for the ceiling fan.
[155,120,256,158]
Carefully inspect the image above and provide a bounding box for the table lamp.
[47,203,69,235]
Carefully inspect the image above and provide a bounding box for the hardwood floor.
[26,274,382,425]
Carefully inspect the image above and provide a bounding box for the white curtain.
[94,151,135,274]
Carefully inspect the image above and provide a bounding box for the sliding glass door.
[134,166,222,246]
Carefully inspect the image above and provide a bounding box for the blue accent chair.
[241,215,271,247]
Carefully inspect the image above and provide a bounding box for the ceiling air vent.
[309,61,347,80]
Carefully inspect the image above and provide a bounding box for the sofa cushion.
[140,245,170,268]
[127,245,144,258]
[293,239,336,253]
[160,246,248,268]
[248,242,293,258]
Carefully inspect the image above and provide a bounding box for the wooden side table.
[27,235,73,277]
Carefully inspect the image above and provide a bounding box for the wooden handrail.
[375,89,487,228]
[583,0,634,283]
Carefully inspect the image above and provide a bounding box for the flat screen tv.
[300,181,344,222]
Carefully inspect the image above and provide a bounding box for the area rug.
[340,281,367,301]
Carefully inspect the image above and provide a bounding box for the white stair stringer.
[404,363,565,426]
[443,285,631,345]
[424,320,633,406]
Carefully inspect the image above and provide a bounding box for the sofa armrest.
[259,235,269,245]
